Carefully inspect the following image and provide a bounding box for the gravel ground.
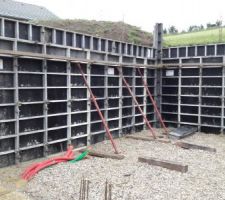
[25,130,225,200]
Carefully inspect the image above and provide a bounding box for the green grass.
[163,27,225,47]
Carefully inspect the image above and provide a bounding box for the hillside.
[163,27,225,47]
[37,19,153,46]
[37,19,225,48]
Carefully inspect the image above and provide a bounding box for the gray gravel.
[25,130,225,200]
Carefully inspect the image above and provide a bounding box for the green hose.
[69,150,90,163]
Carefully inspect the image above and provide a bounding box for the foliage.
[168,25,178,34]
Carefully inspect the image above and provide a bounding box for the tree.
[200,24,204,30]
[188,25,205,32]
[207,23,216,28]
[216,20,222,27]
[168,26,178,34]
[163,28,167,34]
[188,25,196,32]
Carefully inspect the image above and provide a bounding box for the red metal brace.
[76,63,119,154]
[117,66,157,139]
[137,67,169,135]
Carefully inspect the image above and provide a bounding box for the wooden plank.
[79,149,125,160]
[138,156,188,173]
[156,138,171,143]
[125,135,171,143]
[125,135,154,141]
[175,141,216,153]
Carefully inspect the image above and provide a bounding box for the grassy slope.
[37,19,225,47]
[163,27,225,47]
[37,19,153,46]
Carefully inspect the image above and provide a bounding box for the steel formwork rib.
[116,66,157,139]
[137,67,169,135]
[76,63,119,154]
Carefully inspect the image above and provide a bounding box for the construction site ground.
[0,129,225,200]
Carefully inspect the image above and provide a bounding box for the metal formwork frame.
[117,66,157,138]
[76,63,119,154]
[161,44,225,134]
[0,16,160,167]
[137,67,168,134]
[222,57,225,133]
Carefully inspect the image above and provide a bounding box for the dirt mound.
[37,19,153,46]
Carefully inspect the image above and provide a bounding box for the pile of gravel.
[25,130,225,200]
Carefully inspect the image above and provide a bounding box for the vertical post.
[43,59,48,157]
[104,65,109,140]
[221,57,225,134]
[14,57,20,164]
[153,23,162,61]
[198,58,203,132]
[86,48,91,146]
[119,58,123,137]
[67,61,72,146]
[178,60,182,128]
[131,67,135,133]
[86,63,91,146]
[143,67,147,130]
[154,23,163,128]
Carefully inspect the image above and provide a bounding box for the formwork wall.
[0,17,158,167]
[162,45,225,134]
[2,16,225,168]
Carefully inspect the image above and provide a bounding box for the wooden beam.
[79,149,125,160]
[175,141,216,153]
[125,135,170,143]
[156,138,171,144]
[125,135,154,141]
[138,156,188,173]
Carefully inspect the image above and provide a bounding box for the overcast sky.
[18,0,225,32]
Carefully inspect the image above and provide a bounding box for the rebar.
[104,180,113,200]
[79,177,90,200]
